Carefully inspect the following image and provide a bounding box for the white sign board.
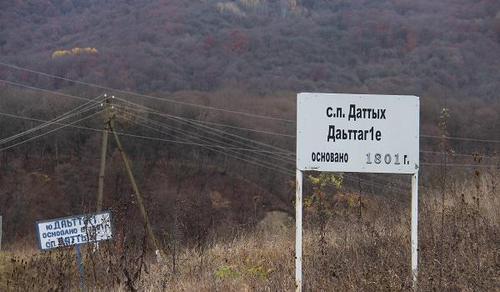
[297,93,419,174]
[36,211,113,251]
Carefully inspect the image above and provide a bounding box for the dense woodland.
[0,0,498,266]
[0,0,499,238]
[0,0,499,97]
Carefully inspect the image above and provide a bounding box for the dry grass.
[1,174,499,291]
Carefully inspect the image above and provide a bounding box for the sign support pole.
[411,172,419,289]
[295,169,303,292]
[76,244,86,292]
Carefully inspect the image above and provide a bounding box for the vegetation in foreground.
[1,172,498,291]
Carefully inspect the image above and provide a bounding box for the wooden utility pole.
[109,120,162,261]
[96,94,111,212]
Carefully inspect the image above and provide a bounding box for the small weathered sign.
[36,212,112,251]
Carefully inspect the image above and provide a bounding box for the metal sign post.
[75,244,86,292]
[36,212,112,291]
[295,93,420,290]
[295,169,303,292]
[411,173,419,286]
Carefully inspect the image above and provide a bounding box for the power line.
[2,76,498,145]
[3,78,297,138]
[420,150,498,159]
[129,113,293,157]
[119,111,436,190]
[116,109,426,192]
[189,119,295,138]
[420,134,500,144]
[1,78,293,157]
[0,110,103,152]
[0,95,103,145]
[115,99,500,145]
[0,61,295,123]
[6,107,493,171]
[0,72,500,180]
[0,78,93,102]
[0,104,100,146]
[421,163,498,168]
[0,110,293,156]
[0,112,293,178]
[113,99,295,157]
[119,113,295,174]
[116,100,297,138]
[2,110,496,193]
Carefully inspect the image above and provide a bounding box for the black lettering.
[348,104,356,121]
[327,125,335,142]
[326,107,333,117]
[380,109,386,119]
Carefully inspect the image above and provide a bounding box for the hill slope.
[1,0,500,99]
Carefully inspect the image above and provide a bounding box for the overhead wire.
[113,99,295,159]
[2,77,297,139]
[0,95,104,145]
[130,113,292,156]
[420,134,500,144]
[116,106,300,180]
[0,78,94,102]
[0,109,496,194]
[0,70,497,189]
[0,110,292,158]
[116,107,416,192]
[0,109,296,179]
[421,162,498,168]
[124,109,295,162]
[0,113,494,188]
[420,150,498,159]
[1,74,498,145]
[0,104,102,146]
[0,61,295,123]
[113,100,296,137]
[113,97,294,151]
[186,119,295,138]
[112,97,500,146]
[118,112,295,175]
[118,112,417,192]
[0,110,103,152]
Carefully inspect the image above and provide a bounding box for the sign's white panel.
[36,212,113,250]
[297,93,419,174]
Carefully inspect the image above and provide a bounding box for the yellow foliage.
[308,173,343,190]
[215,265,240,279]
[51,50,71,58]
[51,47,98,59]
[216,2,246,17]
[30,171,51,183]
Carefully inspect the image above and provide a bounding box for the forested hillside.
[0,0,499,241]
[0,0,498,229]
[1,0,500,98]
